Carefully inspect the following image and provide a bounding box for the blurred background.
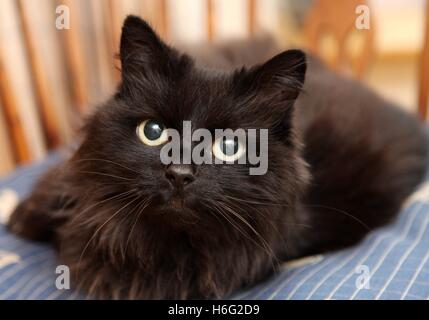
[0,0,428,176]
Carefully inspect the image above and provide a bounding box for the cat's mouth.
[145,189,203,220]
[165,195,184,211]
[152,192,190,214]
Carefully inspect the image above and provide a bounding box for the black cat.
[7,16,428,299]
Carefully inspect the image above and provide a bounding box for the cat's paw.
[7,199,35,237]
[7,198,54,241]
[0,188,19,224]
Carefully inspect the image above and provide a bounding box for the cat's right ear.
[232,50,306,136]
[236,49,307,105]
[119,16,177,80]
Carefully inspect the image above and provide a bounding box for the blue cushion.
[1,154,429,299]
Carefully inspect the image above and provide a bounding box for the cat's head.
[71,16,309,243]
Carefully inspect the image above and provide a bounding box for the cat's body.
[7,17,428,299]
[194,38,429,254]
[295,58,428,254]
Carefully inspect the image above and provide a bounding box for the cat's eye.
[137,119,168,146]
[212,136,246,162]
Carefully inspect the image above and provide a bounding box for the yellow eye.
[136,120,168,146]
[212,136,246,162]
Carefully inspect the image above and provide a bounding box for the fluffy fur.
[7,16,428,299]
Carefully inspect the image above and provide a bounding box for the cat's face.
[71,16,308,236]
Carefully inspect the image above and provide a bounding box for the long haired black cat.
[7,16,428,299]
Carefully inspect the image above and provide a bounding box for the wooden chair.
[304,0,374,78]
[4,0,429,175]
[419,0,429,119]
[0,50,31,164]
[0,0,258,174]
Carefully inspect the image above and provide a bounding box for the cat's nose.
[165,164,195,188]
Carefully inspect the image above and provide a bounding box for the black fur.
[7,16,428,299]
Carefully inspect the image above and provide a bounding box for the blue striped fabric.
[1,155,429,299]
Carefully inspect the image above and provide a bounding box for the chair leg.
[418,0,429,120]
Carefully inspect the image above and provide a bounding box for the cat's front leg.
[7,164,75,242]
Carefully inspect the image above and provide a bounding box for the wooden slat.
[0,100,15,174]
[419,0,429,119]
[108,0,122,51]
[107,0,123,81]
[248,0,256,37]
[57,0,89,115]
[0,50,31,164]
[207,0,214,42]
[157,0,168,40]
[89,0,116,97]
[17,0,61,148]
